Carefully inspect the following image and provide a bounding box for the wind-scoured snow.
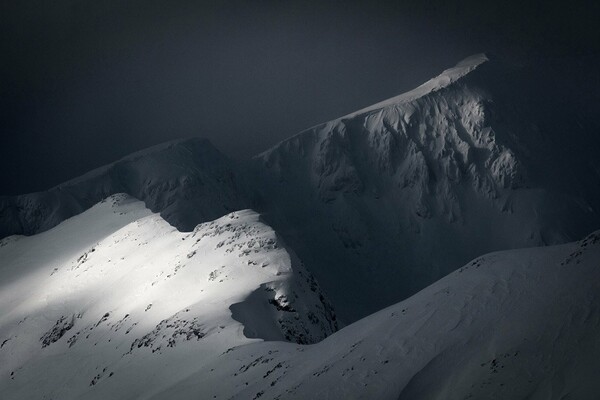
[0,195,336,399]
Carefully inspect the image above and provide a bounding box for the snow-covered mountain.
[1,195,599,399]
[1,53,600,399]
[5,54,599,323]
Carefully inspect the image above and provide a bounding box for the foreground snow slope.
[148,230,600,400]
[1,194,598,399]
[0,195,336,399]
[252,53,600,320]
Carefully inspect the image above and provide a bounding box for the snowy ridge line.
[255,53,489,159]
[0,138,249,238]
[341,53,489,119]
[56,137,205,189]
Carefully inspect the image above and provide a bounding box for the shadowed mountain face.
[2,54,600,322]
[250,54,600,320]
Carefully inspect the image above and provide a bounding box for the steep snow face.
[107,231,600,400]
[253,54,600,321]
[0,195,337,399]
[0,138,248,238]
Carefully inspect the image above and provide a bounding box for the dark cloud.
[1,0,598,194]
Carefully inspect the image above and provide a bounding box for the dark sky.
[1,0,598,195]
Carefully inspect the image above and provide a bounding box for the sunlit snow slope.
[0,195,336,399]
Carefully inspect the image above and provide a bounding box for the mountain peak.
[341,53,489,119]
[454,52,489,67]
